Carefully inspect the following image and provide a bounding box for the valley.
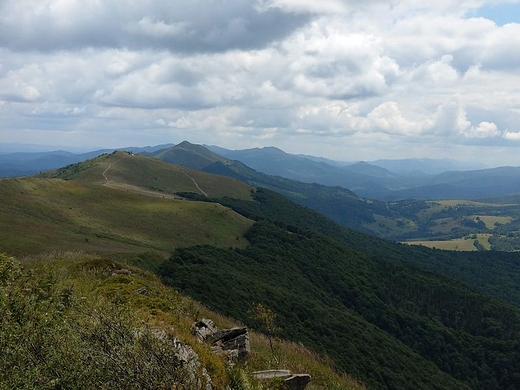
[385,199,520,251]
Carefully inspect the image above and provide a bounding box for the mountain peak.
[176,140,196,148]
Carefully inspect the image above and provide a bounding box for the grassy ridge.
[0,177,253,256]
[44,151,253,200]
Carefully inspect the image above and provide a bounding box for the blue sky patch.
[471,2,520,25]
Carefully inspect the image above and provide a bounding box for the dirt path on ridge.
[102,154,128,182]
[181,170,208,197]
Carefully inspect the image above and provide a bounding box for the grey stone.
[252,370,292,379]
[192,318,217,341]
[253,370,311,390]
[192,321,251,363]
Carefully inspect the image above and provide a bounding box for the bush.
[0,253,189,390]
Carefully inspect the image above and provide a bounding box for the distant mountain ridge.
[370,158,487,175]
[0,144,175,177]
[3,141,520,201]
[206,145,520,200]
[148,141,392,234]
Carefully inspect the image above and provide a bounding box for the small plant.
[252,303,280,368]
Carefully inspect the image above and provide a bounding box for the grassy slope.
[44,151,253,200]
[0,151,256,256]
[0,176,253,256]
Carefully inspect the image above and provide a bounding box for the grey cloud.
[0,0,310,53]
[229,107,294,129]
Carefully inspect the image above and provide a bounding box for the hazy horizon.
[0,140,498,171]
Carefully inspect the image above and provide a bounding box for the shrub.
[0,253,189,390]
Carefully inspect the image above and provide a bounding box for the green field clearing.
[429,218,459,234]
[473,215,514,229]
[405,234,492,251]
[417,200,509,219]
[362,214,417,236]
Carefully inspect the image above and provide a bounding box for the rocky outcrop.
[193,318,251,364]
[172,337,213,390]
[136,327,213,390]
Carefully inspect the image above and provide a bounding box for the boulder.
[192,319,251,363]
[285,374,311,390]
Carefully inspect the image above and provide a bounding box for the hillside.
[4,151,520,388]
[1,153,363,389]
[149,142,392,234]
[157,186,520,389]
[1,252,362,390]
[161,219,520,390]
[1,152,254,256]
[44,150,253,200]
[216,188,520,309]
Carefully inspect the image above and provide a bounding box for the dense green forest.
[160,220,520,389]
[158,188,520,389]
[213,188,520,309]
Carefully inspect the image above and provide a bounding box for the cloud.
[465,121,500,138]
[0,0,310,53]
[1,0,520,166]
[503,130,520,141]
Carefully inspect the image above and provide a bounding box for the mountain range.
[3,148,520,388]
[206,144,518,200]
[3,142,518,201]
[4,141,520,245]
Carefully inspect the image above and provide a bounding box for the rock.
[285,374,311,390]
[193,318,217,341]
[172,338,213,389]
[252,370,292,380]
[134,286,148,295]
[192,320,251,363]
[111,268,132,276]
[135,327,213,390]
[253,370,311,390]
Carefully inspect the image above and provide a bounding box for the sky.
[1,0,520,166]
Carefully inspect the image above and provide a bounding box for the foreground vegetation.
[0,252,362,390]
